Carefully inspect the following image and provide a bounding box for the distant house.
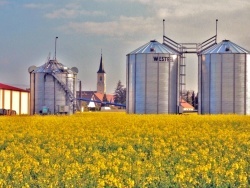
[76,91,114,110]
[78,91,96,109]
[0,83,30,115]
[180,99,194,111]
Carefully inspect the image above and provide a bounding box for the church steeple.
[97,54,105,73]
[97,53,106,94]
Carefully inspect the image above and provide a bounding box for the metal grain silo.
[126,40,180,114]
[28,59,78,115]
[198,40,250,114]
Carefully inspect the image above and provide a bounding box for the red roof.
[94,93,114,103]
[0,83,29,92]
[180,99,194,109]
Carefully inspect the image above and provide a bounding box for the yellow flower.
[0,113,249,187]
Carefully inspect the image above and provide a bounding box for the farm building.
[0,83,30,115]
[77,91,114,111]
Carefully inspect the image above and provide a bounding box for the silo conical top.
[33,59,73,73]
[128,40,179,55]
[201,40,249,54]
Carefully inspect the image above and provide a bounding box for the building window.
[100,76,102,81]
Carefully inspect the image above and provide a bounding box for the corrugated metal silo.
[29,59,78,115]
[126,40,180,114]
[198,40,250,114]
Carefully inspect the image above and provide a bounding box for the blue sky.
[0,0,250,93]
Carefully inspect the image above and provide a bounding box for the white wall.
[4,90,10,109]
[0,89,29,115]
[21,92,29,114]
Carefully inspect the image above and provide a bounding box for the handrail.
[163,36,181,52]
[197,35,217,53]
[163,35,217,54]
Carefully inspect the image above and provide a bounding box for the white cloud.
[23,3,52,9]
[127,0,250,18]
[38,0,250,44]
[45,8,105,19]
[60,16,157,39]
[46,8,79,19]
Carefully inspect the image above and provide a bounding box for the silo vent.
[150,40,156,42]
[225,47,230,51]
[150,47,155,52]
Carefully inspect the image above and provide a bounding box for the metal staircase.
[50,72,78,111]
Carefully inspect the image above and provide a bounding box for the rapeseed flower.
[0,113,249,187]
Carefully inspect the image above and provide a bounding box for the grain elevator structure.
[28,56,78,115]
[126,19,250,115]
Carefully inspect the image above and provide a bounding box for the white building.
[0,83,30,115]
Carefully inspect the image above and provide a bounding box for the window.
[100,76,102,81]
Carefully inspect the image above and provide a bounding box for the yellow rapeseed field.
[0,113,249,187]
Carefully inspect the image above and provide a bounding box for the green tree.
[114,80,126,105]
[186,90,191,104]
[194,92,198,110]
[191,91,195,107]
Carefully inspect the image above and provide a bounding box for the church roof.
[97,54,105,73]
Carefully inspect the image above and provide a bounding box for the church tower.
[97,54,106,94]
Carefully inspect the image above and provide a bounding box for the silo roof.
[201,40,250,54]
[34,59,74,73]
[128,40,179,55]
